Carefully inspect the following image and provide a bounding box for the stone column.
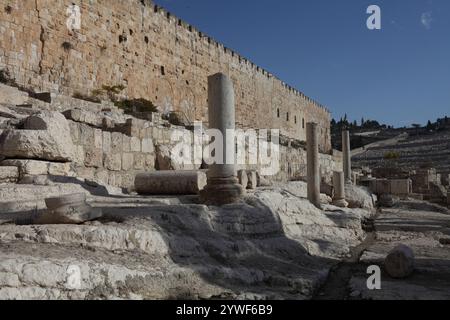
[135,171,207,195]
[200,73,244,205]
[342,130,352,184]
[332,171,348,208]
[307,122,321,208]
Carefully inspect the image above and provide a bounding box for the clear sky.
[154,0,450,127]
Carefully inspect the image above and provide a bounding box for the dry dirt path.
[314,200,450,300]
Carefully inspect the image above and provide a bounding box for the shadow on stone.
[94,197,335,299]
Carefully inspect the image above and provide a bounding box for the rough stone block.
[0,83,28,105]
[123,118,145,137]
[102,131,111,153]
[68,121,80,144]
[104,153,122,171]
[134,153,145,170]
[1,159,48,176]
[45,193,86,210]
[122,135,131,152]
[74,145,85,165]
[141,138,154,154]
[145,154,155,171]
[84,148,102,168]
[79,123,94,146]
[94,129,102,149]
[369,179,391,195]
[94,169,109,186]
[122,153,134,171]
[130,137,141,152]
[63,109,103,128]
[0,112,75,162]
[108,172,123,187]
[390,179,412,196]
[48,162,72,176]
[111,132,123,152]
[0,166,19,183]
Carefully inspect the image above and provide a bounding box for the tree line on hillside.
[330,114,392,134]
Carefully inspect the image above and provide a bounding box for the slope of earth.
[352,131,450,174]
[348,200,450,300]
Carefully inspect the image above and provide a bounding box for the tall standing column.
[342,130,352,184]
[200,73,244,206]
[332,171,348,208]
[307,122,321,208]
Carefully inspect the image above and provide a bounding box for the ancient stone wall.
[0,0,331,152]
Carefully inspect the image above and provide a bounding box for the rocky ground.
[1,178,449,300]
[0,180,377,300]
[317,200,450,300]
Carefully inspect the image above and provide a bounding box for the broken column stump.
[237,170,248,189]
[332,171,348,208]
[35,193,102,225]
[247,170,258,190]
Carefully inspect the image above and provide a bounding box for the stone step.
[0,166,19,183]
[0,83,29,105]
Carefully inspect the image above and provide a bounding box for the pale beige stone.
[141,138,154,154]
[130,137,141,152]
[122,153,134,171]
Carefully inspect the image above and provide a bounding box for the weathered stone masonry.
[0,0,331,152]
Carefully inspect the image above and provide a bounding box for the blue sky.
[155,0,450,127]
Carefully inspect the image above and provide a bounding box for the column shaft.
[307,122,321,208]
[342,130,352,184]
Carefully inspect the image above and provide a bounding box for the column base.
[332,199,349,208]
[200,177,245,206]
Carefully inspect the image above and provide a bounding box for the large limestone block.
[1,159,71,177]
[62,109,103,128]
[135,171,207,195]
[0,166,19,183]
[384,245,415,279]
[389,179,412,196]
[0,105,22,119]
[0,84,29,105]
[0,111,75,161]
[45,193,86,210]
[155,145,200,171]
[345,184,374,210]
